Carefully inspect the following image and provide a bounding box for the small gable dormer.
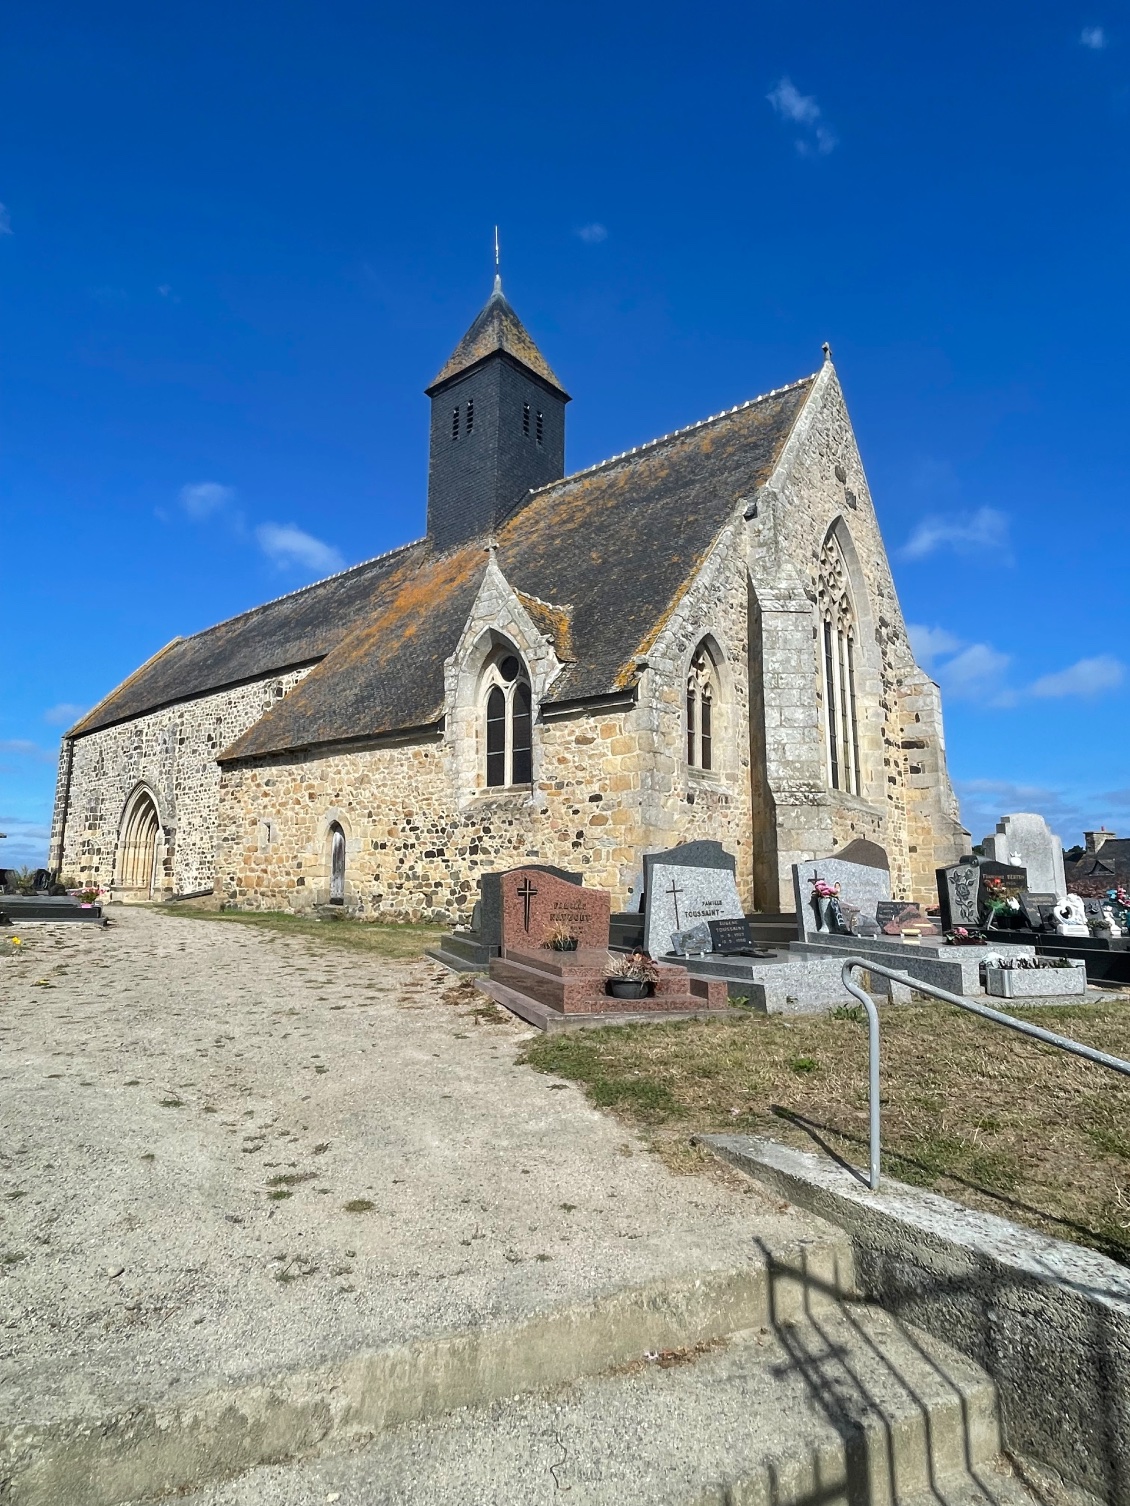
[425,277,569,552]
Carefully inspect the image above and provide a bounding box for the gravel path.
[0,909,817,1430]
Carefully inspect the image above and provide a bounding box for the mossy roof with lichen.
[72,374,816,756]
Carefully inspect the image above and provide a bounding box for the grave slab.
[792,848,892,939]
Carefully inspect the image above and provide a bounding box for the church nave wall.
[55,667,312,897]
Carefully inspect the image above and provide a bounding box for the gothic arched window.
[686,643,718,772]
[483,650,533,787]
[817,534,861,796]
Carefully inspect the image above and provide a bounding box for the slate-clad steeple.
[425,278,569,551]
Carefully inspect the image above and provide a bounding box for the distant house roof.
[71,372,816,756]
[1065,839,1130,894]
[426,279,568,398]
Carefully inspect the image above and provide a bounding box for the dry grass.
[158,906,447,960]
[520,997,1130,1265]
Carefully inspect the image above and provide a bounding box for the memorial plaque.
[978,861,1028,926]
[937,858,981,931]
[876,901,941,937]
[500,868,610,951]
[708,916,754,954]
[643,842,745,956]
[671,921,713,955]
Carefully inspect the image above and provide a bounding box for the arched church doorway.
[115,788,161,899]
[328,823,346,905]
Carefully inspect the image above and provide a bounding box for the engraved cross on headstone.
[516,876,538,932]
[666,879,683,929]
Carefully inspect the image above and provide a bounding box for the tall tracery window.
[483,650,533,787]
[817,534,861,795]
[686,643,718,771]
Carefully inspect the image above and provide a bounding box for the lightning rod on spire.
[493,226,502,294]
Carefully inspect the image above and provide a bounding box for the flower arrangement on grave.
[981,876,1024,927]
[542,921,579,952]
[809,876,843,934]
[14,867,37,896]
[72,885,104,906]
[811,878,840,899]
[604,948,659,999]
[943,925,988,946]
[1107,887,1130,926]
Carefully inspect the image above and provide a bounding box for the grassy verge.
[156,905,447,960]
[520,998,1130,1265]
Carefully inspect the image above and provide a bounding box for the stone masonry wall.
[54,668,311,896]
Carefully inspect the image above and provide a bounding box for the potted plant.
[943,926,988,946]
[74,885,103,908]
[542,921,579,952]
[604,949,659,1000]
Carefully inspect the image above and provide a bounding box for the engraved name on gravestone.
[977,861,1028,925]
[937,857,981,931]
[478,865,582,954]
[499,868,610,952]
[792,840,892,938]
[642,842,744,957]
[707,916,755,954]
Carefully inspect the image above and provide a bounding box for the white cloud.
[935,642,1013,701]
[907,624,964,667]
[575,223,608,244]
[767,77,821,125]
[255,523,344,575]
[43,703,88,727]
[901,506,1010,561]
[1080,25,1106,48]
[0,739,56,765]
[767,77,838,155]
[0,814,52,868]
[1029,654,1124,699]
[180,481,236,520]
[957,778,1130,850]
[0,203,11,236]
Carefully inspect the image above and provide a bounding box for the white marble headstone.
[980,814,1066,901]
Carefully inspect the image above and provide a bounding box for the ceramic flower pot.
[550,938,578,951]
[605,979,652,1000]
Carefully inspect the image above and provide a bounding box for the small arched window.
[328,821,346,904]
[483,650,533,787]
[686,644,718,771]
[817,533,861,796]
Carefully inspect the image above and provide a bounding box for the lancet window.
[817,534,861,795]
[483,649,533,787]
[685,643,718,772]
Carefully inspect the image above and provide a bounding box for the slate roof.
[426,279,567,397]
[68,542,428,737]
[1065,840,1130,895]
[219,373,816,762]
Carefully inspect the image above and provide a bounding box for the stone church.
[49,277,967,919]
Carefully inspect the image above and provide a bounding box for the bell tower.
[425,277,569,551]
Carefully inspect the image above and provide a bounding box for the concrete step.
[4,1243,858,1506]
[136,1303,1034,1506]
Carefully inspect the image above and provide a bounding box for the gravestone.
[980,813,1066,901]
[642,842,745,957]
[1019,892,1057,931]
[499,868,610,951]
[707,916,754,954]
[937,856,981,932]
[479,865,583,954]
[792,843,892,939]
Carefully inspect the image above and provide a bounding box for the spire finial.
[493,226,502,294]
[822,341,832,362]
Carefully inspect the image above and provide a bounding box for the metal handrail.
[839,956,1130,1192]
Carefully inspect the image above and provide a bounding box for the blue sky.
[2,1,1128,867]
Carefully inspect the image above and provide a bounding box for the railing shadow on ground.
[750,1237,1084,1506]
[768,1104,1130,1268]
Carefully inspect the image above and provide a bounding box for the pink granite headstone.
[500,868,610,951]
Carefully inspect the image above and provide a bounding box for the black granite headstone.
[978,861,1028,926]
[937,857,981,931]
[707,916,753,953]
